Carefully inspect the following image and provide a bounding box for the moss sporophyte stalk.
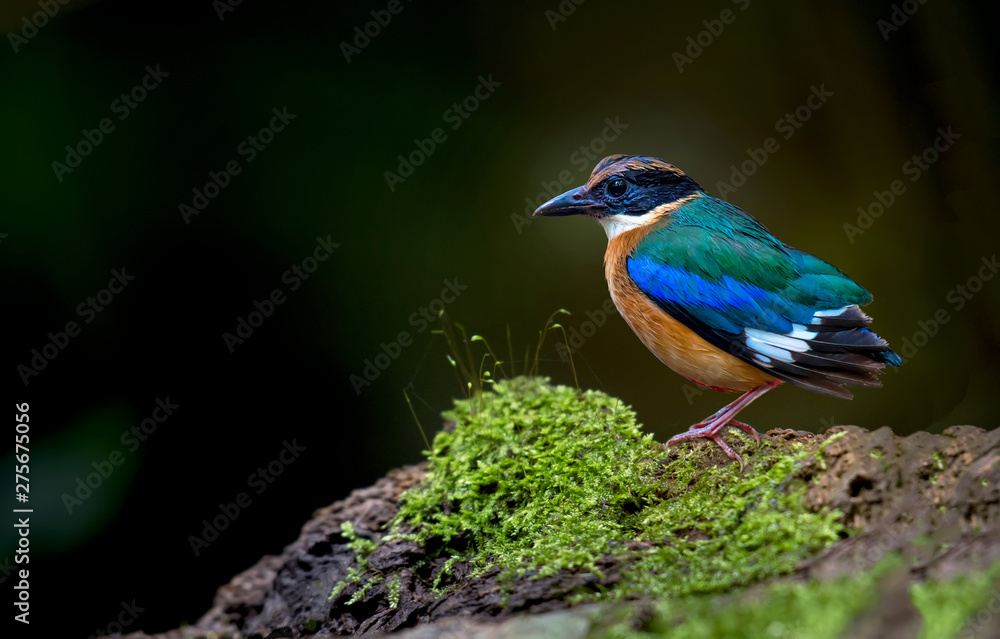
[332,376,845,603]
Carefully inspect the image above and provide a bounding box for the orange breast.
[604,225,777,393]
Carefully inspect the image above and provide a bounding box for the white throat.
[598,212,662,240]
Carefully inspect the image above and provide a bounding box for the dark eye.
[606,178,628,198]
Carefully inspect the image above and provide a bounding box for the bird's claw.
[727,419,761,449]
[666,420,762,471]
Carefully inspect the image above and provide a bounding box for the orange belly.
[604,226,777,393]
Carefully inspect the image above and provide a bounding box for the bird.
[533,155,901,469]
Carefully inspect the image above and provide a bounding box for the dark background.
[2,0,998,635]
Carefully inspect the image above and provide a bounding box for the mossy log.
[123,378,1000,639]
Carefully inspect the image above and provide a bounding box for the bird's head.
[533,155,703,238]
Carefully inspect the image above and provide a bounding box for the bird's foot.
[666,420,761,471]
[726,419,761,449]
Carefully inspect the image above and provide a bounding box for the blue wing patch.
[626,255,899,399]
[626,257,810,335]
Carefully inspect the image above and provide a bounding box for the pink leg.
[666,381,779,469]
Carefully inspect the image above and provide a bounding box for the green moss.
[621,448,841,598]
[431,553,465,591]
[386,376,843,601]
[387,574,401,609]
[340,520,377,559]
[346,573,383,606]
[911,559,1000,639]
[329,374,999,637]
[329,521,380,601]
[584,556,901,638]
[581,556,1000,638]
[324,372,1000,637]
[932,451,945,470]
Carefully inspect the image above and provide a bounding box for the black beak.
[533,185,605,217]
